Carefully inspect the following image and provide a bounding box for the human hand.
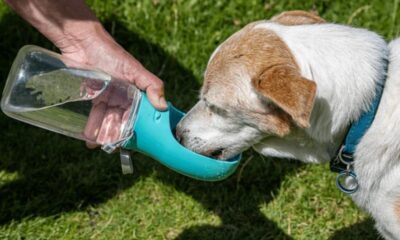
[6,0,166,110]
[60,24,167,110]
[60,25,168,148]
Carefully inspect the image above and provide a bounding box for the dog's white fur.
[253,22,388,163]
[351,39,400,239]
[176,16,400,238]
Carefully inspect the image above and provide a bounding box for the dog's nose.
[202,148,225,159]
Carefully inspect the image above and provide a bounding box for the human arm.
[5,0,167,110]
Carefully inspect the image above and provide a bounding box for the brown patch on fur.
[271,10,326,25]
[204,24,316,132]
[394,200,400,219]
[256,107,292,136]
[254,66,316,128]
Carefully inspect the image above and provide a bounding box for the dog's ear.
[271,10,325,26]
[252,65,316,128]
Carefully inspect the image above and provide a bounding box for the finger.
[86,142,99,149]
[129,66,168,111]
[147,85,168,111]
[81,79,107,100]
[107,82,129,108]
[84,102,107,141]
[121,107,131,127]
[92,83,112,105]
[96,107,123,145]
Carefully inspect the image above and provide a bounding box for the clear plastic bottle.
[1,45,141,151]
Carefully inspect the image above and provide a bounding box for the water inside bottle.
[7,68,110,111]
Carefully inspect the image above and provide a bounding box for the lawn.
[0,0,399,239]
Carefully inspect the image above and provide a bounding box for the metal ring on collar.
[338,145,354,165]
[336,171,359,194]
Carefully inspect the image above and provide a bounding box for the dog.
[176,10,400,239]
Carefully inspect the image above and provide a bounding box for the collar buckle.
[330,146,352,172]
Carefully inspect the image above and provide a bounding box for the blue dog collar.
[330,59,388,194]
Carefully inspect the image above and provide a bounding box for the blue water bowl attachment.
[122,95,242,181]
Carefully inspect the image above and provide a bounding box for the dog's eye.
[208,104,219,112]
[209,104,228,116]
[206,105,213,116]
[203,98,228,116]
[233,54,244,59]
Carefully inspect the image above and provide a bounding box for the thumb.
[146,84,168,111]
[129,66,168,111]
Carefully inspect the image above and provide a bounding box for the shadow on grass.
[329,218,380,240]
[0,12,377,240]
[154,149,302,240]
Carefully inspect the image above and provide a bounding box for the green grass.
[0,0,399,239]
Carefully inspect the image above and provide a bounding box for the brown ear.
[252,65,316,128]
[271,10,326,26]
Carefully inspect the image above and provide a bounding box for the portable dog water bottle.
[1,45,241,181]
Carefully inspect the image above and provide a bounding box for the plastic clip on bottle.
[1,45,241,181]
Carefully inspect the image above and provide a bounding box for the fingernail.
[158,96,168,110]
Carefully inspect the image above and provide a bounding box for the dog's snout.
[175,127,189,145]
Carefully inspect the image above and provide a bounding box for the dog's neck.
[254,22,388,163]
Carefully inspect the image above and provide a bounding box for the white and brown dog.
[176,11,400,239]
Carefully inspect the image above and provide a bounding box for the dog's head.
[176,21,317,160]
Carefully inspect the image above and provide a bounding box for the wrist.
[5,0,106,56]
[52,20,107,55]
